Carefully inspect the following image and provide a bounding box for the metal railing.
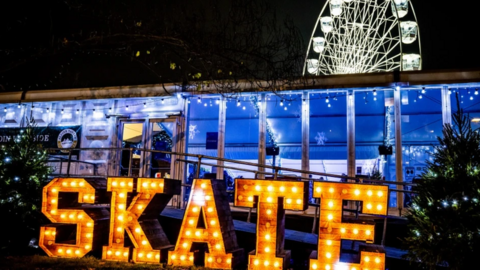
[46,147,417,246]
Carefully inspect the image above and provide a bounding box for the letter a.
[169,179,242,269]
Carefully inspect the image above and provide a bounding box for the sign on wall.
[0,126,82,154]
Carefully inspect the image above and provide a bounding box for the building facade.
[1,69,480,210]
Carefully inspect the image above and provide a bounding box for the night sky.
[1,0,480,91]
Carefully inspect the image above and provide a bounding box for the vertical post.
[301,91,310,180]
[181,97,190,209]
[217,97,227,180]
[347,91,356,178]
[441,86,452,127]
[195,156,202,178]
[66,149,72,177]
[258,93,266,180]
[128,148,133,177]
[394,86,404,216]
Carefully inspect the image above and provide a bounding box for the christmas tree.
[404,96,480,270]
[0,118,51,254]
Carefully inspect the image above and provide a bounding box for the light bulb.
[198,97,201,103]
[421,87,426,94]
[280,100,284,106]
[161,99,164,104]
[237,100,240,106]
[326,97,329,103]
[373,90,377,96]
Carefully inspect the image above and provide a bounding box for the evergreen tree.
[404,96,480,270]
[0,118,51,254]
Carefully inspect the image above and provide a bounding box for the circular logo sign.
[57,129,78,152]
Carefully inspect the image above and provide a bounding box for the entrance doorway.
[145,120,176,178]
[118,121,145,177]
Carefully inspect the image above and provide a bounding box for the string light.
[280,100,284,106]
[373,89,377,96]
[61,109,64,114]
[325,96,329,103]
[421,87,426,94]
[237,100,241,106]
[143,103,147,107]
[17,102,21,108]
[3,107,6,112]
[47,108,50,113]
[126,105,129,110]
[197,97,201,103]
[161,99,164,104]
[76,109,79,114]
[475,88,479,95]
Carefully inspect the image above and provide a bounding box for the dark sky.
[275,0,480,70]
[1,0,480,92]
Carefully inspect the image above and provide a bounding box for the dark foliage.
[404,95,480,269]
[0,119,51,254]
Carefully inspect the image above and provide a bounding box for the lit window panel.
[40,178,96,258]
[309,182,388,270]
[234,179,308,270]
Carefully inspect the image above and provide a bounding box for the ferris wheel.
[303,0,422,75]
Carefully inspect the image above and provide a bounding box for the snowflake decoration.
[189,124,200,140]
[315,132,328,145]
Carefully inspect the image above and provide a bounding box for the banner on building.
[0,125,82,155]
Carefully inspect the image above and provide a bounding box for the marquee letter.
[234,179,308,269]
[103,177,179,263]
[309,182,388,270]
[40,178,96,257]
[168,179,243,269]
